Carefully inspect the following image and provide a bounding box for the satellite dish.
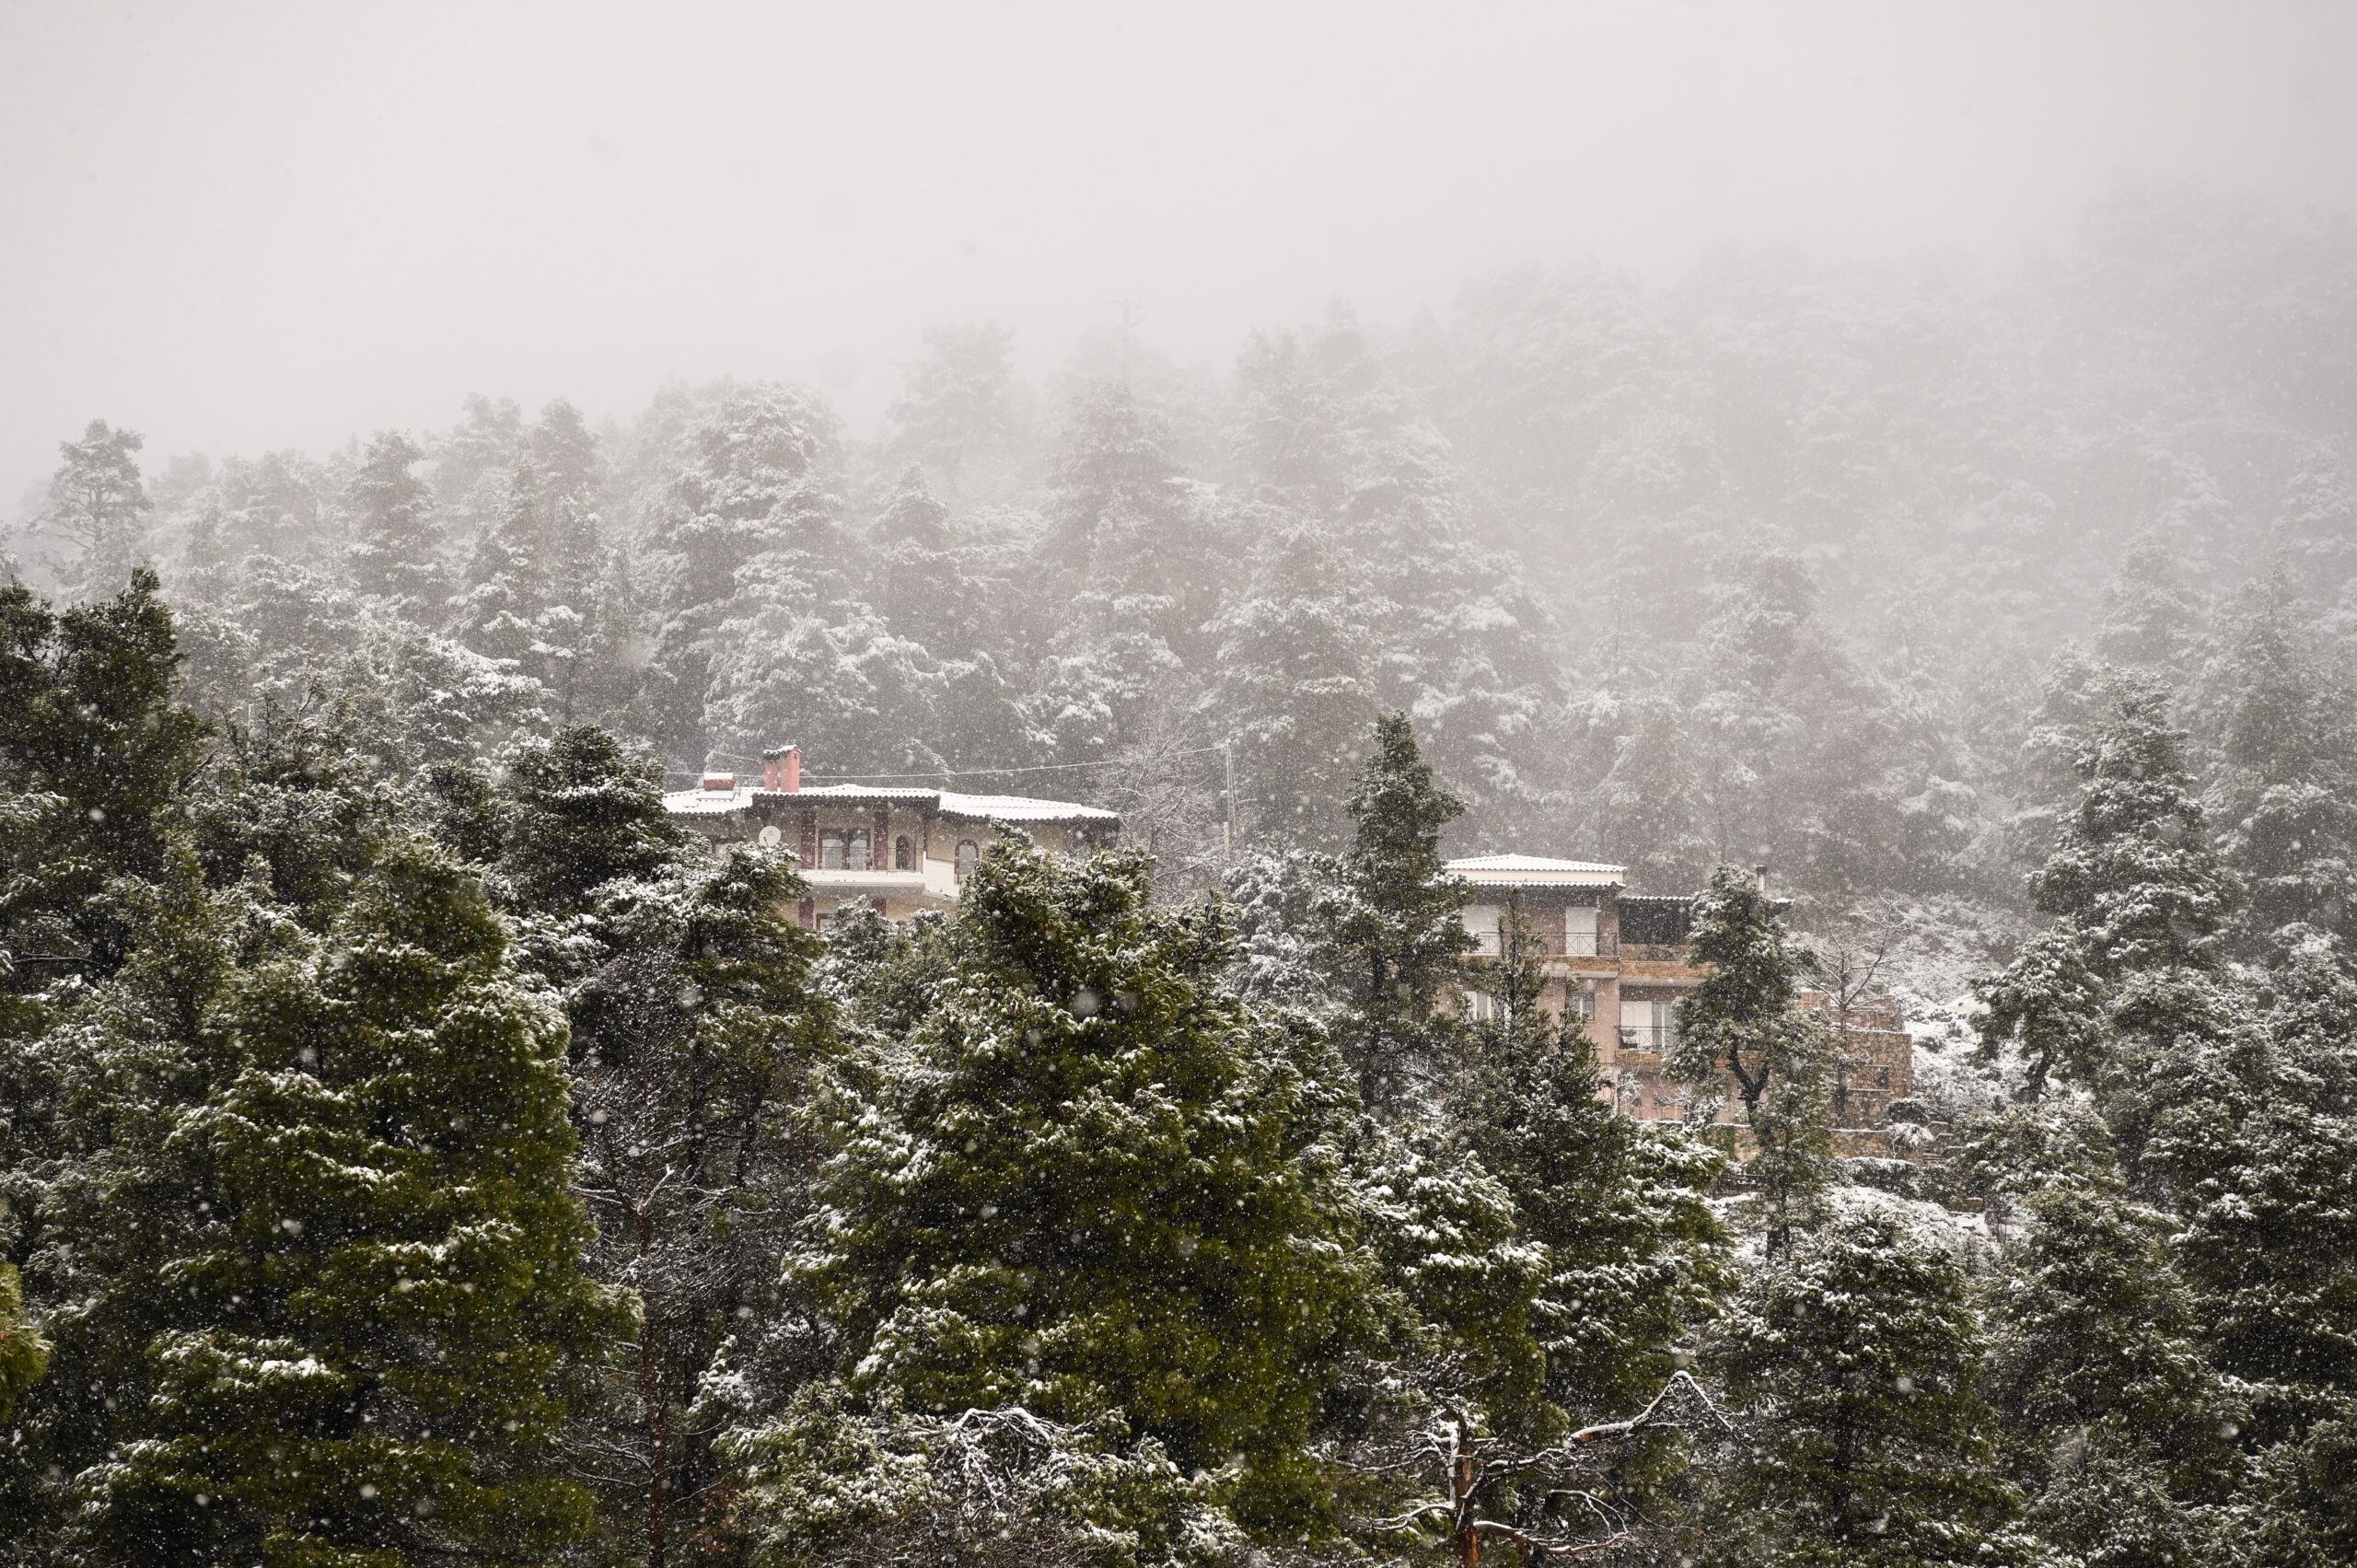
[757,824,782,849]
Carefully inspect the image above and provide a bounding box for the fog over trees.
[5,5,2357,1565]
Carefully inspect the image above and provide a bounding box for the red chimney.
[763,744,801,793]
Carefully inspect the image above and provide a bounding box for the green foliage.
[1973,923,2108,1100]
[1452,899,1727,1420]
[1706,1211,2031,1567]
[1982,1181,2242,1493]
[0,1261,46,1423]
[2029,680,2235,980]
[1667,865,1834,1250]
[0,569,208,977]
[496,725,831,1562]
[789,836,1365,1528]
[1322,714,1473,1108]
[42,835,624,1567]
[1353,1127,1551,1441]
[498,724,691,911]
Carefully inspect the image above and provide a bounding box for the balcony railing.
[1616,1024,1678,1051]
[1468,931,1618,959]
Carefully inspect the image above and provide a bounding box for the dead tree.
[1363,1372,1733,1567]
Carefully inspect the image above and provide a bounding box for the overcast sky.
[3,0,2353,509]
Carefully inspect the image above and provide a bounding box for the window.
[1568,988,1596,1024]
[819,830,848,869]
[847,830,871,870]
[1618,998,1676,1051]
[1462,903,1503,955]
[1565,905,1599,957]
[955,839,980,879]
[895,835,913,870]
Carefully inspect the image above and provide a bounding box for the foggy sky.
[4,0,2352,512]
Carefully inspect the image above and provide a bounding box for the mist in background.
[4,0,2352,506]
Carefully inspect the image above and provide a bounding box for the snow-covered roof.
[936,790,1118,823]
[666,784,761,815]
[662,783,1116,823]
[1445,853,1627,889]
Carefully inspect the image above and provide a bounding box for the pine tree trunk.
[1453,1446,1480,1568]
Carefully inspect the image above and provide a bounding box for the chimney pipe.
[1754,864,1771,898]
[763,744,801,793]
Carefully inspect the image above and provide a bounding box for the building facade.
[664,745,1120,927]
[1446,854,1913,1133]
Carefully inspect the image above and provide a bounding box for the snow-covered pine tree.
[493,725,832,1567]
[887,321,1024,497]
[344,430,447,619]
[1980,1178,2242,1564]
[1319,714,1474,1109]
[33,418,153,600]
[0,570,207,981]
[1451,898,1727,1422]
[1664,865,1833,1252]
[780,835,1365,1533]
[40,825,624,1566]
[636,385,842,761]
[1704,1211,2033,1567]
[2028,679,2235,981]
[1972,923,2107,1101]
[2195,569,2357,950]
[1200,516,1384,849]
[498,725,691,912]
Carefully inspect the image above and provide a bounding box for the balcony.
[1467,930,1618,960]
[803,867,933,895]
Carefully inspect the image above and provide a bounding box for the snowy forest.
[3,179,2357,1566]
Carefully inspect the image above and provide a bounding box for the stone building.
[1446,854,1913,1132]
[664,744,1120,927]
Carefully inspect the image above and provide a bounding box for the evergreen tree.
[457,461,552,671]
[499,726,691,912]
[526,398,606,534]
[721,1389,1236,1568]
[1451,900,1727,1421]
[887,321,1023,495]
[1972,923,2107,1101]
[2029,680,2234,980]
[1201,517,1383,849]
[1705,1212,2031,1567]
[1353,1125,1551,1443]
[1981,1180,2242,1519]
[637,385,842,760]
[783,836,1365,1531]
[2197,570,2357,949]
[1319,714,1473,1109]
[488,725,830,1565]
[33,419,153,598]
[345,431,446,618]
[0,571,207,983]
[37,830,624,1566]
[557,844,830,1565]
[0,1261,45,1423]
[1665,865,1832,1251]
